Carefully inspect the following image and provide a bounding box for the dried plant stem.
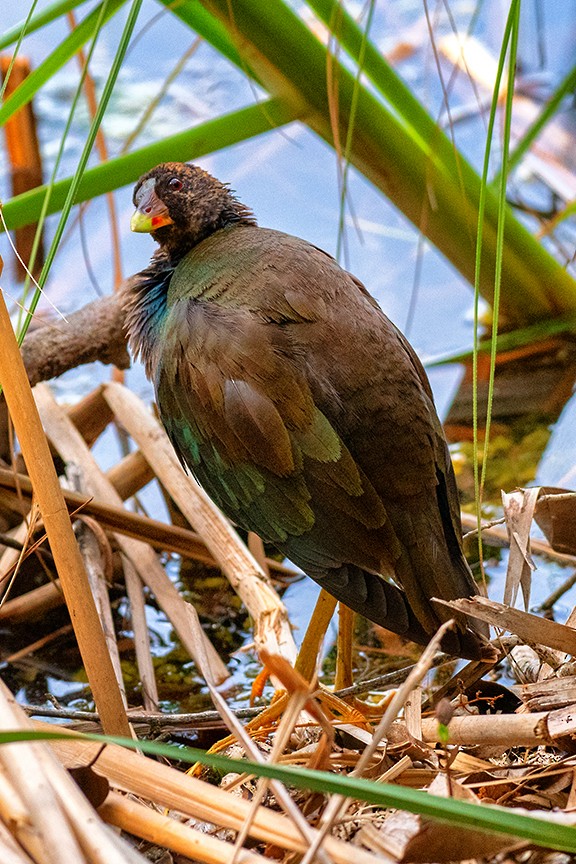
[0,467,295,579]
[0,284,130,737]
[299,620,456,864]
[0,466,297,578]
[184,604,324,856]
[0,819,33,864]
[0,680,143,864]
[334,603,354,690]
[123,556,159,710]
[100,791,269,864]
[295,589,337,681]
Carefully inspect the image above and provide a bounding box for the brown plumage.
[126,162,490,659]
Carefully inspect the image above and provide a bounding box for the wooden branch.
[21,293,129,387]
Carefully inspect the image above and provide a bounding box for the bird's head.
[131,162,255,257]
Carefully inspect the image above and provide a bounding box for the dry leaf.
[502,487,539,609]
[534,487,576,556]
[359,776,522,862]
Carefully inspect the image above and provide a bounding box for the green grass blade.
[0,0,93,52]
[426,312,576,367]
[479,1,521,503]
[471,0,517,549]
[0,0,127,129]
[0,0,41,102]
[14,0,114,328]
[1,97,297,232]
[2,729,576,852]
[506,60,576,177]
[16,0,145,344]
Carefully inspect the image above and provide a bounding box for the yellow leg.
[334,603,354,690]
[294,589,338,683]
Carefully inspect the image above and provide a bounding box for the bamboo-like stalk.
[32,383,228,684]
[0,680,147,864]
[100,792,270,864]
[103,381,297,663]
[0,820,33,864]
[294,589,337,682]
[123,556,159,710]
[0,281,130,738]
[334,604,354,691]
[0,682,86,863]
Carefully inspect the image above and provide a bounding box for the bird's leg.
[294,590,338,683]
[334,604,355,690]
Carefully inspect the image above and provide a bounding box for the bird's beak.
[130,185,173,233]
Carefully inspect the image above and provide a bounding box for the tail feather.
[309,563,489,660]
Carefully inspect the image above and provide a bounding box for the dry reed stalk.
[100,791,271,864]
[0,519,34,586]
[0,819,34,864]
[0,579,63,621]
[436,596,576,654]
[0,680,147,864]
[66,386,114,447]
[334,603,354,690]
[33,383,228,684]
[0,284,130,737]
[461,511,576,567]
[3,623,72,665]
[103,381,297,662]
[299,620,457,864]
[0,684,86,863]
[419,706,576,745]
[182,601,326,856]
[0,57,44,280]
[74,498,127,709]
[123,556,159,710]
[403,686,422,741]
[0,470,295,579]
[41,724,392,864]
[105,449,155,500]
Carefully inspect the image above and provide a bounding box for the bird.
[126,161,490,660]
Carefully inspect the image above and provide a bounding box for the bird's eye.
[168,177,183,191]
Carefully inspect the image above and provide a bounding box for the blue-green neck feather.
[125,251,174,375]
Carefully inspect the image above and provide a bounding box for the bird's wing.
[155,292,401,563]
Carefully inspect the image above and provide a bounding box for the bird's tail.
[310,563,492,661]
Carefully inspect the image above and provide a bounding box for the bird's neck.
[124,250,174,377]
[155,200,257,262]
